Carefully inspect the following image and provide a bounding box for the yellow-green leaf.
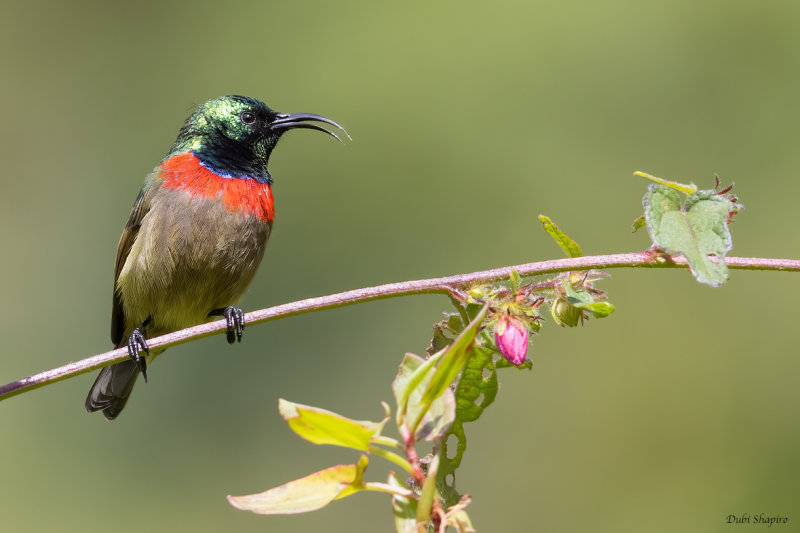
[227,455,368,515]
[631,214,646,233]
[539,215,584,257]
[634,170,697,195]
[279,399,380,451]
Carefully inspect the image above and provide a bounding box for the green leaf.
[426,313,463,356]
[562,279,616,319]
[643,184,740,287]
[227,455,368,514]
[631,214,646,233]
[335,455,369,500]
[393,353,456,441]
[279,399,380,451]
[539,214,584,257]
[416,453,439,524]
[437,344,501,507]
[389,473,418,533]
[634,170,697,194]
[509,269,521,292]
[393,351,443,427]
[415,387,456,442]
[414,305,488,432]
[495,356,533,370]
[584,301,615,318]
[427,309,532,508]
[464,302,484,321]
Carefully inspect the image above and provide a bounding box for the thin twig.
[400,426,426,486]
[363,481,417,499]
[0,252,798,401]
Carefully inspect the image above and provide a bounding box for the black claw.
[223,306,245,344]
[127,327,150,382]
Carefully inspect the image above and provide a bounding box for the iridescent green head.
[168,95,349,181]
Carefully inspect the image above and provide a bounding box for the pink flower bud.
[494,316,528,365]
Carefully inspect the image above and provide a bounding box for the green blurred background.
[1,1,798,531]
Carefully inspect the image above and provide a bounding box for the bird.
[85,95,348,420]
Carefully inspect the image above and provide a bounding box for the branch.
[1,252,797,401]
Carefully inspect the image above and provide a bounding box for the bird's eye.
[240,111,257,125]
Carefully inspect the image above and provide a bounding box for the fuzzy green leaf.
[539,214,584,257]
[279,399,381,451]
[228,455,368,514]
[644,185,740,287]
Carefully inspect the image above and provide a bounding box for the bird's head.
[168,95,348,181]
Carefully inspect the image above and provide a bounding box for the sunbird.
[85,95,348,420]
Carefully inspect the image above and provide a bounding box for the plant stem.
[1,252,798,401]
[400,425,426,486]
[368,444,414,474]
[363,482,416,499]
[371,435,403,449]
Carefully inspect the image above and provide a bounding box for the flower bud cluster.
[468,281,543,366]
[550,271,609,327]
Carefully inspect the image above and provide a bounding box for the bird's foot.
[223,306,245,344]
[127,328,150,382]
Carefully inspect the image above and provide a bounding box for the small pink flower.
[494,316,528,365]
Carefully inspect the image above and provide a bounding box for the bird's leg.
[210,306,245,344]
[127,325,150,383]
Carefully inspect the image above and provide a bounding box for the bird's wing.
[111,186,152,347]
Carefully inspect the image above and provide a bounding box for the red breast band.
[159,152,274,223]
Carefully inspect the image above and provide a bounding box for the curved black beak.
[270,112,351,143]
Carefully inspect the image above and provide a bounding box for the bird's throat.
[159,152,275,223]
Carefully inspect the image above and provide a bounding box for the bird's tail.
[85,359,140,420]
